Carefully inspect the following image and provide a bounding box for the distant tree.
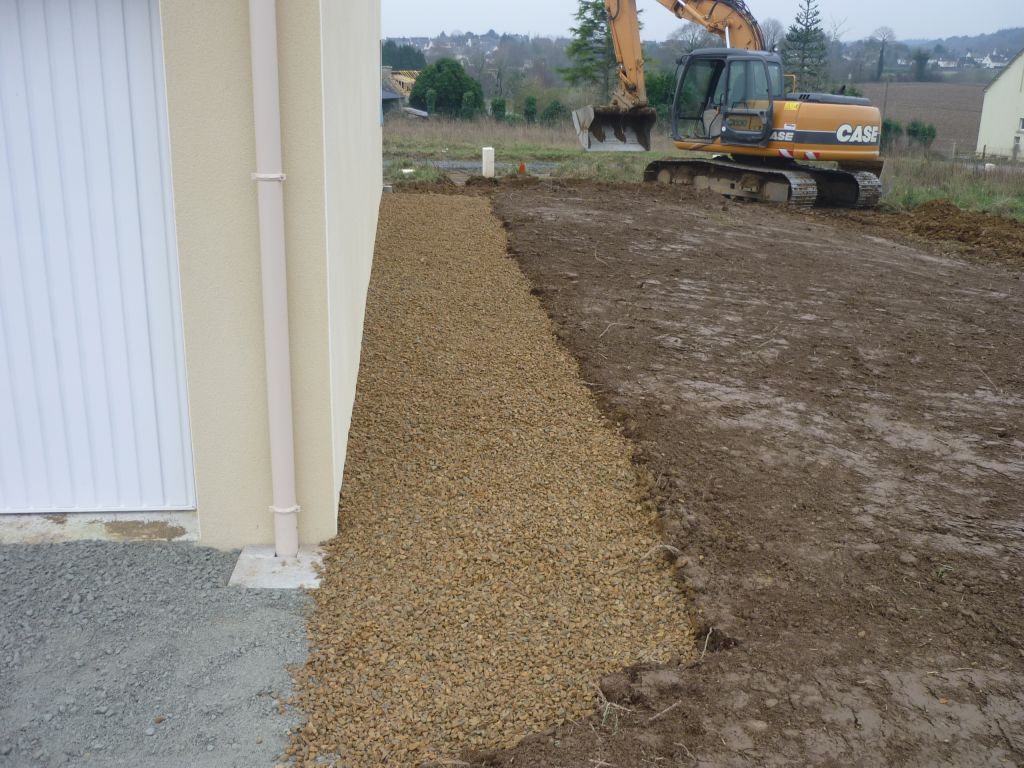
[668,21,717,55]
[872,27,896,81]
[425,88,438,114]
[490,97,507,121]
[782,0,829,91]
[410,58,483,117]
[523,95,538,124]
[760,18,786,52]
[381,40,426,70]
[912,48,931,81]
[562,0,618,98]
[540,99,569,124]
[826,18,849,85]
[906,119,937,148]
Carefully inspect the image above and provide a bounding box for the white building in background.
[977,49,1024,161]
[1,0,383,556]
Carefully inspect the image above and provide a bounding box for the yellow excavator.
[573,0,884,207]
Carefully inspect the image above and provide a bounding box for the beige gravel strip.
[288,193,693,766]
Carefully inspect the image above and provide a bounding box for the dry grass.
[384,115,679,163]
[881,152,1024,221]
[385,116,1024,220]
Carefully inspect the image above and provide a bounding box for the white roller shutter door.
[0,0,195,513]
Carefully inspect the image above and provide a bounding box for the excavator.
[572,0,884,207]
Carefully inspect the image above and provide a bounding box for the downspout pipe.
[248,0,299,558]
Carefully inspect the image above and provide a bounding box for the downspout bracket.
[251,172,287,182]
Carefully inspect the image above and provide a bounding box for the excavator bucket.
[573,105,657,152]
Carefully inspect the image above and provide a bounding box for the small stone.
[899,552,918,566]
[145,727,155,736]
[94,706,108,715]
[207,744,215,752]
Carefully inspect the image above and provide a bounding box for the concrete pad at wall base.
[229,544,323,589]
[0,512,199,545]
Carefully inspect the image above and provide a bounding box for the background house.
[977,49,1024,160]
[0,0,382,552]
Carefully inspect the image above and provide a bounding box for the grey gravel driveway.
[0,541,308,767]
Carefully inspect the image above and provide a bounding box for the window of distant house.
[1019,117,1024,131]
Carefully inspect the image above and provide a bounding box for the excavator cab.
[672,49,781,148]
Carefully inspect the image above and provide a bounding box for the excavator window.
[720,59,774,146]
[725,60,770,110]
[673,58,726,141]
[767,62,785,98]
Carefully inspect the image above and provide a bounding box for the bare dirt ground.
[472,181,1024,767]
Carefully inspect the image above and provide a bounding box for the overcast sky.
[382,0,1021,43]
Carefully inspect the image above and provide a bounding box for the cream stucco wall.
[977,54,1024,159]
[159,0,379,548]
[322,2,384,493]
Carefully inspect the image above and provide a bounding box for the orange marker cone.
[518,162,526,175]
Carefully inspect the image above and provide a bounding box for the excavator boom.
[576,0,765,151]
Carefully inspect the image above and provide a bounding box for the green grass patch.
[384,161,445,185]
[384,136,581,163]
[552,153,680,182]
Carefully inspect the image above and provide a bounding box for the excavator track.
[804,167,883,208]
[643,159,881,209]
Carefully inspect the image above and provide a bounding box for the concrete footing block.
[228,544,323,589]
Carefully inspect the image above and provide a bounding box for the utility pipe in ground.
[248,0,299,558]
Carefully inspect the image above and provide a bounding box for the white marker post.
[482,146,495,178]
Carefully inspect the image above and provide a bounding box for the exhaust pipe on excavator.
[572,105,657,152]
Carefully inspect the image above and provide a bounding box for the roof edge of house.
[985,47,1024,92]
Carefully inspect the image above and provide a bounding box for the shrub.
[490,98,507,121]
[645,70,676,110]
[524,96,538,124]
[425,89,438,114]
[906,119,937,148]
[881,118,903,150]
[540,99,569,125]
[830,83,863,97]
[461,90,482,120]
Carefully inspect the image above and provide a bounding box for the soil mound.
[905,199,1024,261]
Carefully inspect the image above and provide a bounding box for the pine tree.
[561,0,617,98]
[782,0,828,92]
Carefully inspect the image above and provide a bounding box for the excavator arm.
[607,0,765,109]
[577,0,765,149]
